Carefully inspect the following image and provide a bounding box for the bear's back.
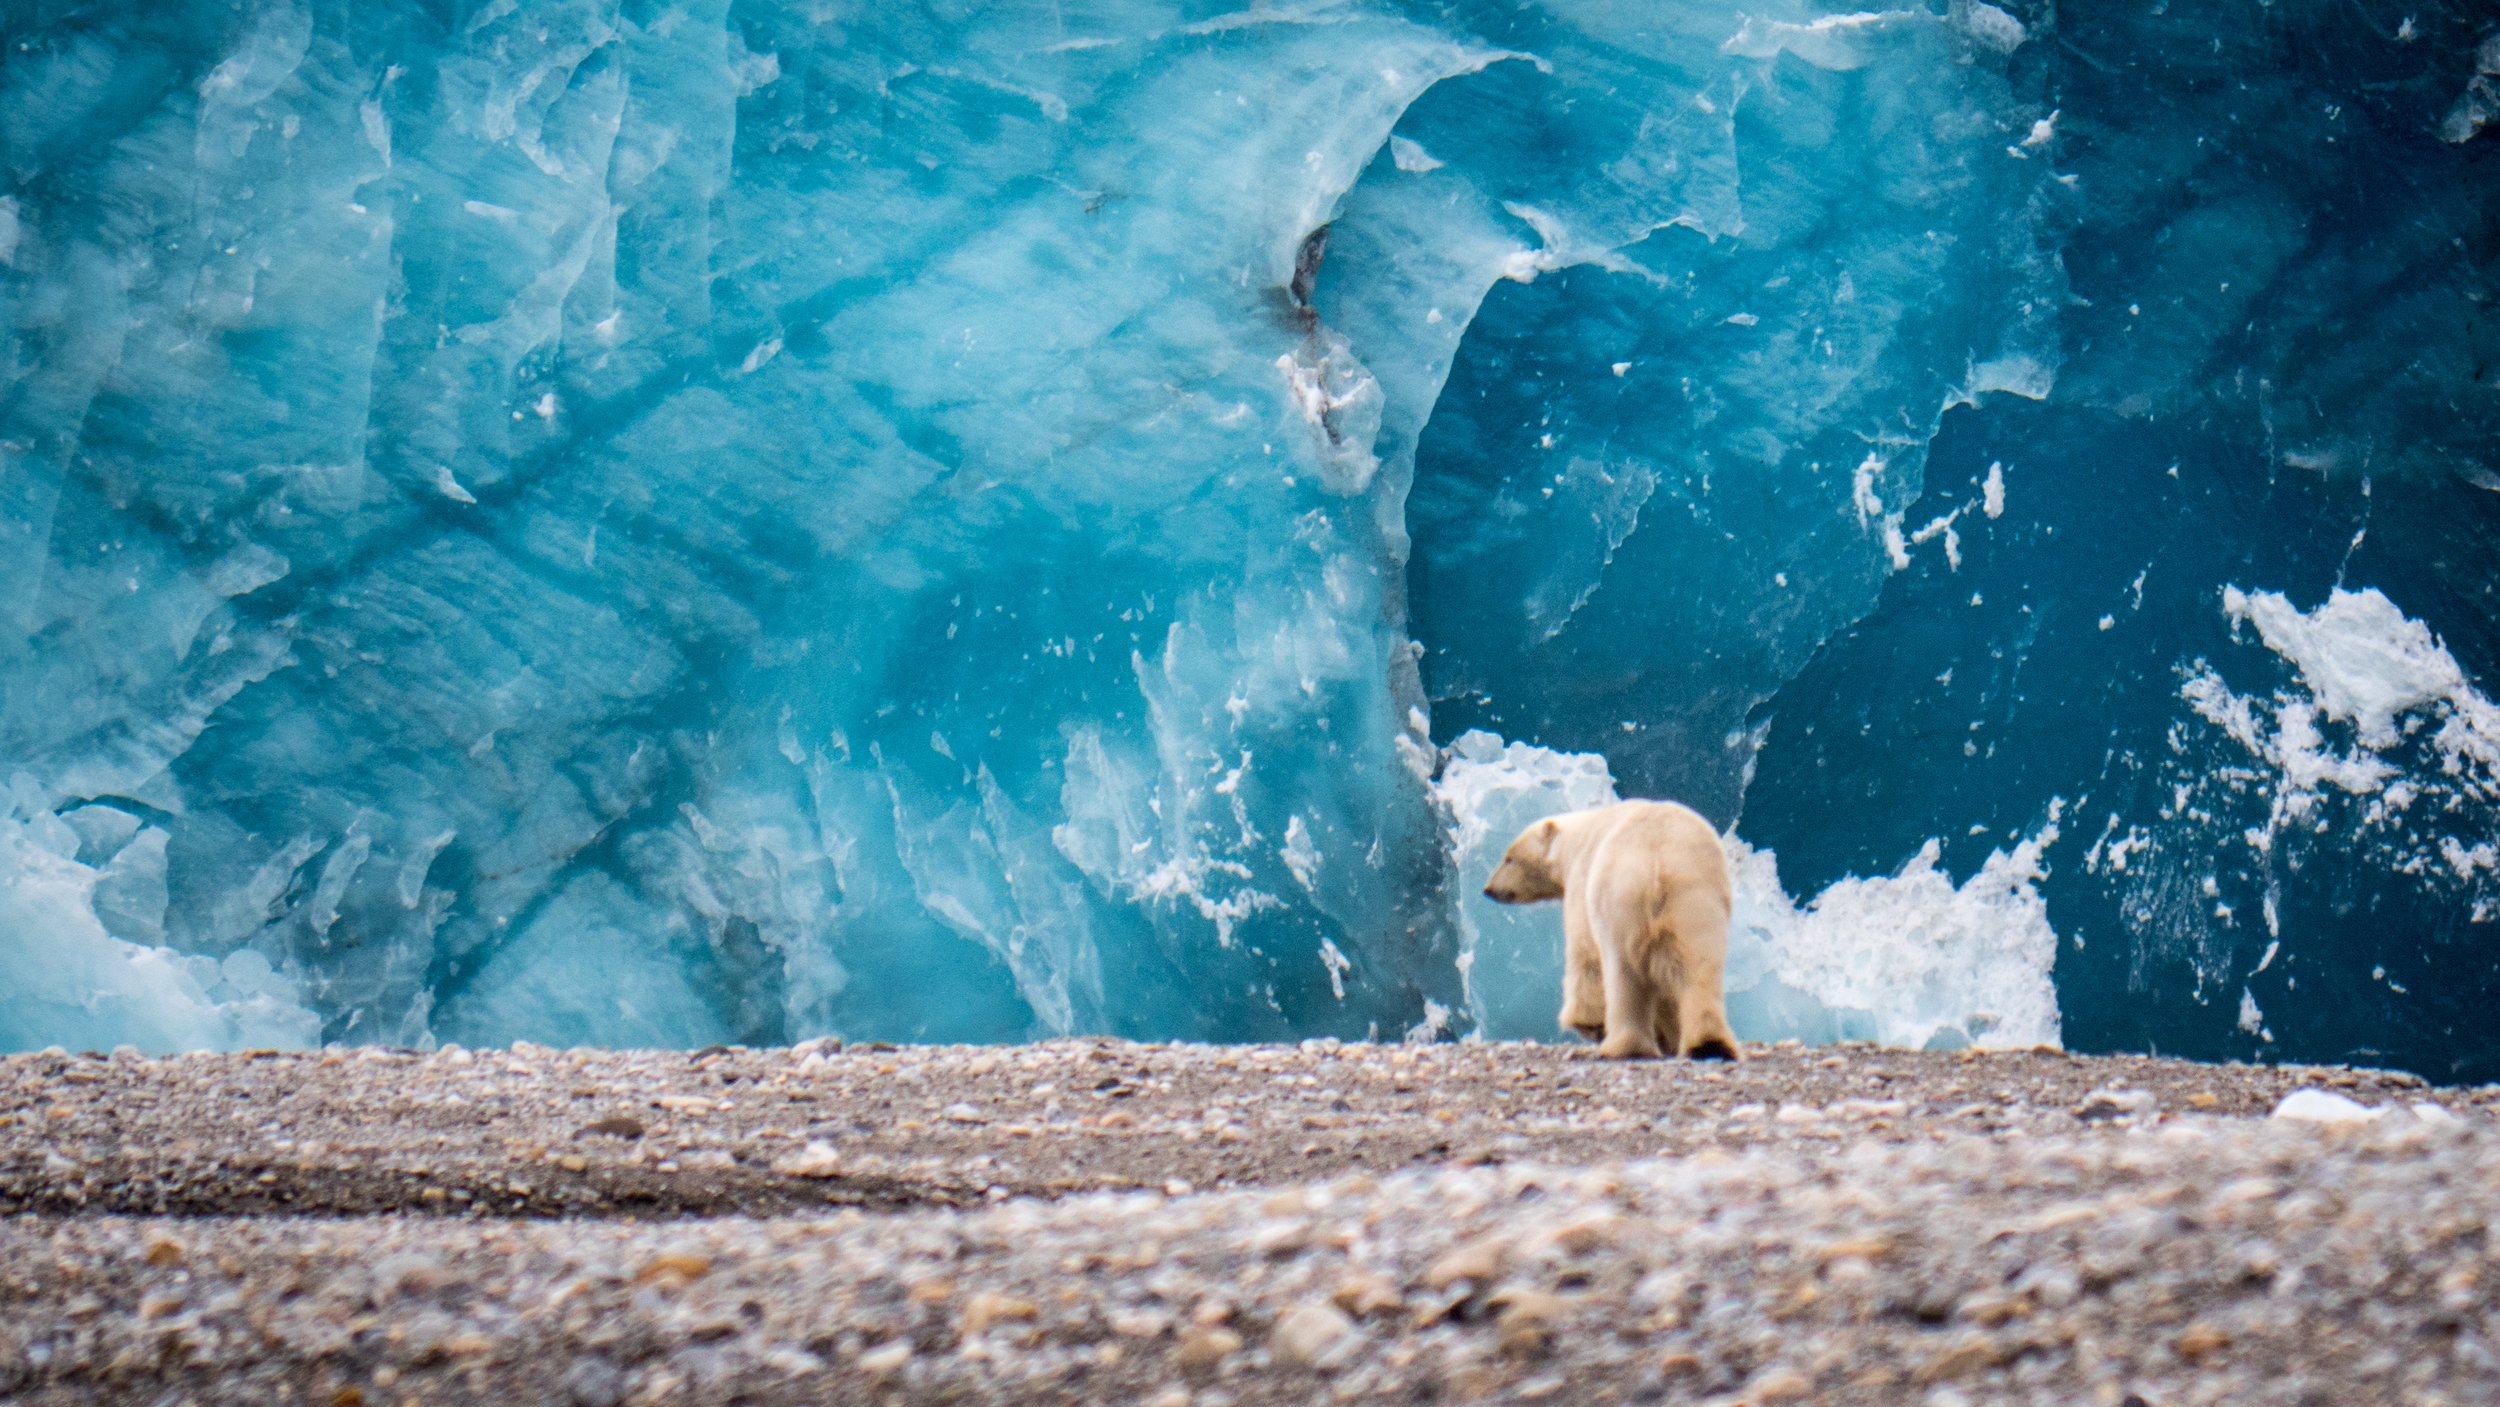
[1585,800,1729,905]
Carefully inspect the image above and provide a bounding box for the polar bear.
[1481,800,1739,1060]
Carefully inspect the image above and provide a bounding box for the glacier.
[1,0,2494,1077]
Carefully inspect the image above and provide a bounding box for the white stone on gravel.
[770,1140,842,1177]
[2272,1087,2381,1122]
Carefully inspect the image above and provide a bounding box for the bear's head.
[1482,818,1566,904]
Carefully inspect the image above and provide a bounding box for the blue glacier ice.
[1,0,2494,1076]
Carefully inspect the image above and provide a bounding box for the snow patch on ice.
[1318,937,1353,1000]
[1960,352,2055,401]
[2184,586,2500,841]
[2438,33,2500,143]
[2223,586,2500,771]
[1281,814,1324,894]
[1275,329,1387,496]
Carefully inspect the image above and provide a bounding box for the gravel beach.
[3,1039,2491,1404]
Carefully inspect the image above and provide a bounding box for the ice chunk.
[90,825,170,946]
[1725,820,2064,1053]
[1522,458,1661,641]
[1388,135,1445,173]
[1961,3,2029,55]
[0,810,318,1055]
[433,873,735,1052]
[57,805,141,868]
[0,0,2486,1067]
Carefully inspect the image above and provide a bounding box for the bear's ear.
[1539,818,1559,838]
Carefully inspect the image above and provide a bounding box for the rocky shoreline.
[1,1039,2462,1219]
[3,1041,2492,1404]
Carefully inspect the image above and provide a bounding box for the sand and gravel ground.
[2,1039,2492,1405]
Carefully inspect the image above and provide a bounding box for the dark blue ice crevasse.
[1724,4,2500,1081]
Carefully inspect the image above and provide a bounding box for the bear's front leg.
[1558,887,1608,1042]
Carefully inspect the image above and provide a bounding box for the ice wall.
[1724,0,2500,1081]
[3,0,1551,1052]
[1,0,2492,1070]
[0,0,2056,1053]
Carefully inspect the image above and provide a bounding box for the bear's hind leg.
[1663,888,1740,1060]
[1592,893,1664,1060]
[1683,1016,1740,1062]
[1650,996,1680,1061]
[1643,942,1728,1060]
[1595,971,1663,1059]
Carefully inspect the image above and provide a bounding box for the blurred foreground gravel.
[4,1040,2494,1404]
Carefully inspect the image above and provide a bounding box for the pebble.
[1177,1326,1244,1371]
[857,1340,913,1374]
[1422,1234,1507,1289]
[960,1291,1037,1336]
[771,1140,842,1177]
[1271,1301,1357,1368]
